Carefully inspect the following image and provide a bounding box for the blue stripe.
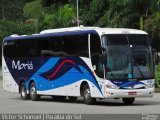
[26,57,103,96]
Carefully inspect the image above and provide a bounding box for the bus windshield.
[103,34,153,80]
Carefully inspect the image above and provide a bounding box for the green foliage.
[0,20,36,41]
[155,64,160,87]
[144,11,160,50]
[0,20,20,40]
[42,12,59,29]
[59,4,76,27]
[80,0,108,25]
[23,0,43,19]
[42,0,69,7]
[0,0,25,20]
[39,4,75,30]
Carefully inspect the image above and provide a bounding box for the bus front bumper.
[104,87,154,98]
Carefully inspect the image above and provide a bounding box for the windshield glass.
[103,35,132,79]
[103,34,153,79]
[129,35,153,79]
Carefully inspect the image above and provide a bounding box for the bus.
[2,27,155,105]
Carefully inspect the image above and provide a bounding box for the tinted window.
[3,34,89,58]
[3,41,15,57]
[90,34,103,78]
[129,35,150,46]
[3,40,40,58]
[107,35,128,45]
[61,35,89,57]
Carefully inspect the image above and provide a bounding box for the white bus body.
[2,27,155,104]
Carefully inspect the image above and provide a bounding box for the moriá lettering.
[12,60,33,70]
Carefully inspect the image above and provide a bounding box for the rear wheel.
[122,98,135,105]
[30,82,40,101]
[82,84,96,105]
[20,82,29,100]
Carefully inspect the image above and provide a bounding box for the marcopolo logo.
[12,60,33,70]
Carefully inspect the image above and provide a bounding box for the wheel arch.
[28,78,39,93]
[18,79,25,93]
[80,81,90,96]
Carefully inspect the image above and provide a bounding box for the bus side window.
[41,50,55,57]
[90,34,103,78]
[62,35,89,58]
[3,41,15,58]
[75,35,89,57]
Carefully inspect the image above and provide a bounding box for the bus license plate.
[128,92,137,95]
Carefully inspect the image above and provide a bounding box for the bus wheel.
[122,98,135,105]
[30,82,40,101]
[68,97,77,101]
[20,82,29,100]
[82,84,96,105]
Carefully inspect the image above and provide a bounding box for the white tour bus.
[2,27,155,104]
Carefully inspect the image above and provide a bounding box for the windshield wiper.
[135,63,145,79]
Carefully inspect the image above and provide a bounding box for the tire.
[82,84,96,105]
[20,82,29,100]
[122,98,135,105]
[68,96,77,101]
[29,82,40,101]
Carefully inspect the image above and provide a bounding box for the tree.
[0,0,25,20]
[0,20,36,41]
[79,0,108,26]
[97,0,134,27]
[39,4,75,30]
[42,0,69,7]
[23,0,43,19]
[23,0,44,33]
[59,4,76,27]
[101,0,160,29]
[144,11,160,50]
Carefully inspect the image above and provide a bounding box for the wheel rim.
[84,88,91,100]
[30,85,36,97]
[21,85,26,97]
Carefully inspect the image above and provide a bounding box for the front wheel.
[122,98,135,105]
[30,82,40,101]
[82,84,96,105]
[20,82,29,100]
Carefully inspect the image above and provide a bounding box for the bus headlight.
[145,84,155,88]
[106,84,118,89]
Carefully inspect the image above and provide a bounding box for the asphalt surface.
[0,80,160,114]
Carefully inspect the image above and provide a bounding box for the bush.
[155,63,160,87]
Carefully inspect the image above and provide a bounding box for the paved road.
[0,80,160,114]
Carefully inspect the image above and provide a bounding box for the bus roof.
[4,30,97,41]
[4,27,147,41]
[40,26,147,35]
